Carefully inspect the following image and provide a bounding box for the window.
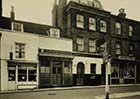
[115,42,121,55]
[15,43,25,59]
[18,66,27,81]
[111,64,119,78]
[76,14,84,28]
[18,66,37,82]
[129,25,133,37]
[8,66,16,81]
[124,64,135,78]
[129,44,135,56]
[77,37,84,51]
[99,43,105,54]
[100,20,107,32]
[12,22,24,32]
[80,0,87,4]
[28,66,37,81]
[90,64,96,79]
[89,39,96,52]
[115,22,121,35]
[89,17,96,31]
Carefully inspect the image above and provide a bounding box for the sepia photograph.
[0,0,140,99]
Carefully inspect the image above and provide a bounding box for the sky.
[2,0,140,25]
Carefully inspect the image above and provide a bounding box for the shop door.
[52,61,62,86]
[119,64,124,84]
[77,62,85,85]
[8,66,16,90]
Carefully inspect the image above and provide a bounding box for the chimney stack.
[10,6,15,20]
[118,8,126,18]
[0,0,2,17]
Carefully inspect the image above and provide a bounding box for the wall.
[39,36,72,52]
[72,56,103,74]
[0,29,39,91]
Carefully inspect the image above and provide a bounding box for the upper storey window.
[129,25,133,37]
[100,20,107,32]
[12,22,24,32]
[89,17,96,31]
[76,14,84,28]
[115,22,121,35]
[15,43,25,59]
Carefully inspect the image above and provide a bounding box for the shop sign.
[118,56,135,61]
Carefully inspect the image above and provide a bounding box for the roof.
[0,16,60,35]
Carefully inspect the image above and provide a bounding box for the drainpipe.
[0,32,2,91]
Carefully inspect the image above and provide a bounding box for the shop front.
[111,57,136,84]
[7,60,38,90]
[39,49,73,87]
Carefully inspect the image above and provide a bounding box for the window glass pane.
[129,25,133,36]
[77,37,84,51]
[15,43,25,58]
[18,66,27,82]
[76,14,84,28]
[89,39,95,52]
[90,64,96,79]
[124,64,135,78]
[89,17,96,30]
[100,20,107,32]
[8,66,16,81]
[115,22,121,34]
[111,64,119,77]
[28,66,37,81]
[115,43,121,55]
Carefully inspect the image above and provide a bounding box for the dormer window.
[12,22,24,32]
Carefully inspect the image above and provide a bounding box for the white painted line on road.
[93,91,140,99]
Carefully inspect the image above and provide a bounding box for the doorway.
[52,61,62,86]
[77,62,85,85]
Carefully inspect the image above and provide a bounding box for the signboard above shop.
[118,56,135,61]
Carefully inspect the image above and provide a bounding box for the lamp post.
[103,42,110,99]
[96,38,110,99]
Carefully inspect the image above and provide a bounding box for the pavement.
[93,91,140,99]
[0,84,140,99]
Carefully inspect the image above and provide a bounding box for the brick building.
[52,0,140,85]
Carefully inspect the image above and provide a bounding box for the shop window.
[77,37,84,51]
[28,66,37,81]
[124,64,135,78]
[18,66,27,82]
[76,14,84,28]
[129,25,133,37]
[111,64,119,78]
[115,22,121,35]
[115,42,121,55]
[90,64,96,79]
[129,44,135,56]
[8,66,16,81]
[15,43,25,59]
[89,39,96,52]
[100,20,107,32]
[89,17,96,31]
[64,61,71,73]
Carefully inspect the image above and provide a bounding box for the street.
[0,85,140,99]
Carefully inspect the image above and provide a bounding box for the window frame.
[89,39,96,53]
[15,43,25,59]
[129,44,135,56]
[76,14,84,28]
[100,20,107,32]
[115,42,121,55]
[77,37,84,51]
[12,22,24,32]
[89,17,96,31]
[115,22,121,35]
[128,25,133,37]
